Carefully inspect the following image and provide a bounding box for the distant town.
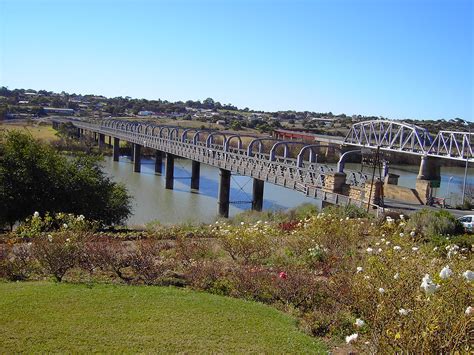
[0,87,471,137]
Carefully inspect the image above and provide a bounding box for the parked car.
[457,215,474,232]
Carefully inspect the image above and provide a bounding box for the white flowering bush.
[16,212,98,238]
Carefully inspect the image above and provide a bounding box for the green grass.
[0,282,325,353]
[0,123,59,142]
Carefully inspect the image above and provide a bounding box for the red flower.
[279,271,287,279]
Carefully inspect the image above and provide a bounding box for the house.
[137,110,155,116]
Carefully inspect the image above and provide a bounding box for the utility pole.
[461,122,471,205]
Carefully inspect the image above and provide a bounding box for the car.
[457,215,474,232]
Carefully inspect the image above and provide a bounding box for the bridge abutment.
[165,153,175,189]
[191,161,200,190]
[113,138,120,161]
[218,169,231,218]
[155,151,163,174]
[133,144,141,172]
[252,178,264,211]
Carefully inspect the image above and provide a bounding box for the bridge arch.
[224,134,262,152]
[206,132,227,148]
[159,126,180,140]
[247,138,281,157]
[345,120,433,154]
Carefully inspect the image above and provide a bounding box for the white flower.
[47,234,53,242]
[386,216,394,224]
[386,241,391,245]
[65,238,71,243]
[399,222,406,227]
[33,211,40,218]
[433,247,438,251]
[375,242,380,246]
[356,267,363,273]
[354,318,365,327]
[381,234,385,237]
[399,232,405,237]
[412,247,419,252]
[380,238,386,242]
[366,247,373,253]
[462,270,474,282]
[410,231,416,237]
[345,333,358,344]
[378,288,385,294]
[466,306,473,315]
[346,217,350,221]
[399,214,405,220]
[394,273,400,280]
[377,248,383,253]
[62,223,68,229]
[439,265,453,279]
[420,274,440,295]
[240,222,245,225]
[393,245,401,251]
[399,308,410,316]
[364,275,370,280]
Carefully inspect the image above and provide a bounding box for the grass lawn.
[0,282,325,353]
[0,122,59,142]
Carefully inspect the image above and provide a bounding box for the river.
[101,156,473,226]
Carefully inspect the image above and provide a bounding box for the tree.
[0,131,131,229]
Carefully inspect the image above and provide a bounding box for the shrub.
[129,240,173,285]
[0,243,36,281]
[404,209,464,240]
[215,221,276,264]
[33,233,81,282]
[16,212,99,239]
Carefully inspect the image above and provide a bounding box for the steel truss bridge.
[345,120,473,162]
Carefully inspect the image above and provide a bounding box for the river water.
[101,156,473,226]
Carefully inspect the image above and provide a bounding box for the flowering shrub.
[214,221,277,264]
[16,212,98,238]
[1,207,471,352]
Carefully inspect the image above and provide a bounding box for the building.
[43,107,75,115]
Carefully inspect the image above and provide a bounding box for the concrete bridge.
[53,118,472,217]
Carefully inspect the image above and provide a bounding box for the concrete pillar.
[155,150,163,174]
[98,134,105,149]
[113,137,120,162]
[94,132,98,141]
[191,161,201,190]
[417,156,441,181]
[133,144,141,173]
[365,179,383,206]
[130,144,134,162]
[108,136,112,146]
[218,169,231,218]
[77,127,81,138]
[252,178,264,211]
[165,154,175,189]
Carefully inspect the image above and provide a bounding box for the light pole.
[461,121,471,205]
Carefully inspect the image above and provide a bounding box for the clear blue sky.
[0,0,472,120]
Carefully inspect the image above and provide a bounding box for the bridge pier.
[165,153,175,189]
[133,144,141,172]
[113,138,120,162]
[191,161,200,190]
[417,156,441,181]
[252,178,264,211]
[155,150,163,174]
[130,144,134,162]
[98,134,106,149]
[218,169,231,218]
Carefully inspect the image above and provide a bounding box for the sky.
[0,0,472,120]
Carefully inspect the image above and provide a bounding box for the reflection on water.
[101,156,473,226]
[101,156,321,225]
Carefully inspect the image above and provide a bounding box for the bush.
[0,243,36,281]
[33,233,81,282]
[404,209,464,240]
[0,131,131,228]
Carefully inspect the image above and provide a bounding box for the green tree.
[0,131,131,229]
